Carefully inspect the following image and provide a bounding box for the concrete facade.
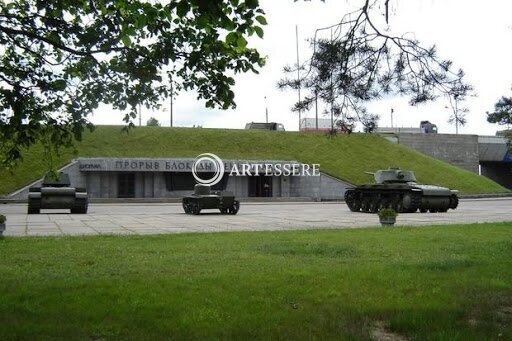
[8,158,352,201]
[478,136,511,162]
[382,133,512,190]
[394,133,480,173]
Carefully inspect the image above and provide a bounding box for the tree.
[487,96,512,127]
[146,117,160,127]
[447,94,468,134]
[487,92,512,148]
[0,0,266,169]
[359,111,379,133]
[279,0,472,129]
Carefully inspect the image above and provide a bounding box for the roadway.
[1,198,511,236]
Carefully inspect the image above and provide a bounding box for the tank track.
[182,198,240,215]
[70,198,88,214]
[345,188,422,213]
[449,194,459,209]
[27,198,41,214]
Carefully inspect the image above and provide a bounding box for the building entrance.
[118,173,135,198]
[248,175,272,197]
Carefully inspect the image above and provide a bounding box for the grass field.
[0,222,511,339]
[0,126,507,195]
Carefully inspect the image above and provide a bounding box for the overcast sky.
[91,0,512,135]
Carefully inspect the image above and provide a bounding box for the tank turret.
[373,168,417,184]
[344,167,458,213]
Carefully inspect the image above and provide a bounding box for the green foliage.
[378,208,397,218]
[0,223,511,339]
[0,0,266,168]
[146,117,160,127]
[0,214,5,224]
[487,96,512,126]
[0,126,506,196]
[487,93,512,148]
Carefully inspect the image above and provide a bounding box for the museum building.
[9,157,350,201]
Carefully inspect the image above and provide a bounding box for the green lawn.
[0,126,507,195]
[0,222,511,339]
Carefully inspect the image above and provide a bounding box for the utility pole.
[330,28,334,132]
[454,94,459,134]
[315,90,318,131]
[296,25,301,131]
[138,104,142,127]
[170,81,174,127]
[390,108,394,128]
[264,96,268,123]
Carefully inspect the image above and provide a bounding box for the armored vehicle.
[182,184,240,215]
[420,120,438,133]
[344,168,458,213]
[28,172,88,214]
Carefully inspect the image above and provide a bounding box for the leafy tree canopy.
[0,0,266,169]
[487,93,512,148]
[146,116,160,127]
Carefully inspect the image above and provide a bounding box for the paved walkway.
[1,198,511,236]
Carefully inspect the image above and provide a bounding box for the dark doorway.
[164,172,229,191]
[248,176,273,197]
[118,173,135,198]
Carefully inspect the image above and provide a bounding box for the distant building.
[300,118,331,132]
[245,122,285,131]
[377,121,438,134]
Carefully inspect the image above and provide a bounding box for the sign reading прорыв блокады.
[78,154,321,187]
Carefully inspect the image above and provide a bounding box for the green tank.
[182,184,240,215]
[27,172,88,214]
[344,168,458,213]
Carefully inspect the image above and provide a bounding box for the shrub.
[378,208,397,219]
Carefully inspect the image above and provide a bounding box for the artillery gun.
[182,184,240,215]
[344,168,458,213]
[27,172,88,214]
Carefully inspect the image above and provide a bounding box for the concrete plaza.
[1,198,511,236]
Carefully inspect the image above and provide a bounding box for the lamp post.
[296,25,301,131]
[265,96,268,123]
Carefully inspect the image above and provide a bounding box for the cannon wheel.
[344,190,361,212]
[368,199,379,213]
[71,199,88,214]
[228,201,240,215]
[27,198,41,214]
[449,195,459,209]
[191,202,201,215]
